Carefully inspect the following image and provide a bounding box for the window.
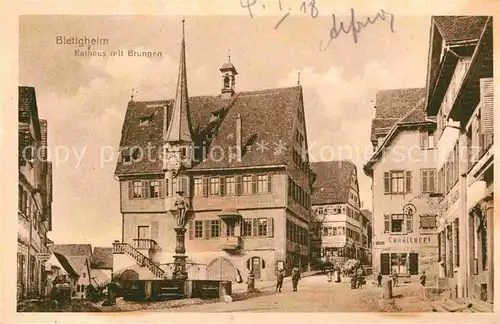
[454,219,459,267]
[226,223,235,236]
[209,177,219,196]
[420,130,435,149]
[242,176,252,194]
[391,214,405,233]
[256,175,267,193]
[323,227,329,236]
[257,218,268,236]
[210,220,220,237]
[194,220,203,238]
[225,177,235,196]
[149,181,160,198]
[133,181,142,198]
[421,169,436,193]
[384,171,410,194]
[243,219,252,236]
[137,226,149,239]
[194,178,203,197]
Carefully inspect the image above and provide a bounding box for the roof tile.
[311,160,356,205]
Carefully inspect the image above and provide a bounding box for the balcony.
[220,236,242,250]
[133,238,158,250]
[218,208,242,221]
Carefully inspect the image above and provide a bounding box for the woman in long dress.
[291,266,301,291]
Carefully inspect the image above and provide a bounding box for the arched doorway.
[207,257,237,281]
[120,269,139,281]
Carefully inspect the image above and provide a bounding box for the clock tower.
[163,20,194,209]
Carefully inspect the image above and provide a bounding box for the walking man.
[357,267,365,289]
[420,271,427,299]
[377,272,383,287]
[291,266,301,292]
[276,269,284,292]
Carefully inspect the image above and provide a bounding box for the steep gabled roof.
[51,244,93,259]
[53,252,79,278]
[91,247,113,269]
[433,16,488,43]
[364,93,435,176]
[66,256,88,276]
[115,86,302,175]
[310,160,356,205]
[370,88,426,142]
[361,209,372,223]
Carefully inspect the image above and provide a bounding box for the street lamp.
[172,190,190,281]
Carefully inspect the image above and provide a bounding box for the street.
[145,274,432,312]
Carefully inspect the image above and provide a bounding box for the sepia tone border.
[1,0,499,323]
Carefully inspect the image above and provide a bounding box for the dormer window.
[122,150,131,163]
[138,113,155,126]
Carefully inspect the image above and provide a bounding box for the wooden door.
[409,253,419,275]
[380,253,390,275]
[252,257,261,279]
[207,257,237,281]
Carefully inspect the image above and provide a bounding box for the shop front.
[373,233,439,282]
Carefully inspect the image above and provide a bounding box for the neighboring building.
[50,244,92,299]
[310,161,366,266]
[18,86,53,300]
[364,88,440,283]
[113,23,314,281]
[90,247,113,288]
[361,209,373,266]
[424,16,493,302]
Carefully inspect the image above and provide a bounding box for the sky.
[19,14,431,247]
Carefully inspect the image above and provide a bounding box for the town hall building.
[113,22,314,282]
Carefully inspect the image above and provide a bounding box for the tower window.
[224,76,230,88]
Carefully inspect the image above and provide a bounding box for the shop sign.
[375,241,385,246]
[388,235,435,245]
[36,253,51,261]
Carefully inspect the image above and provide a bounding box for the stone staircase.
[113,242,165,279]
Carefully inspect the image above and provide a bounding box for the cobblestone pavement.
[145,274,432,312]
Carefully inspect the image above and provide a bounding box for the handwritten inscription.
[320,8,395,50]
[239,1,395,50]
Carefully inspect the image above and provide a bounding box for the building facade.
[113,23,314,282]
[424,16,493,303]
[364,88,440,283]
[361,209,373,266]
[18,86,53,300]
[310,161,366,267]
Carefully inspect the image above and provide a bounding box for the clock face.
[166,152,181,170]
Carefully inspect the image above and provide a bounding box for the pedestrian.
[420,271,427,299]
[377,272,383,287]
[291,265,301,292]
[326,269,333,283]
[391,269,398,287]
[357,267,365,289]
[335,265,341,283]
[276,269,284,292]
[350,272,357,289]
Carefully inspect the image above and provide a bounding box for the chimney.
[236,114,242,162]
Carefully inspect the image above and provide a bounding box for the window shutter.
[429,169,436,193]
[236,176,242,196]
[159,180,165,198]
[405,171,412,193]
[384,214,390,233]
[202,177,209,197]
[420,130,429,149]
[267,174,272,193]
[246,258,251,270]
[128,181,133,200]
[150,221,159,241]
[220,220,227,237]
[203,220,210,238]
[406,215,413,233]
[188,220,194,240]
[480,78,494,134]
[219,177,225,196]
[252,218,258,236]
[422,170,429,193]
[142,181,149,198]
[252,175,257,194]
[267,217,274,237]
[384,172,390,193]
[288,177,292,196]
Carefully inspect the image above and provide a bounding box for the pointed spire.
[164,19,193,143]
